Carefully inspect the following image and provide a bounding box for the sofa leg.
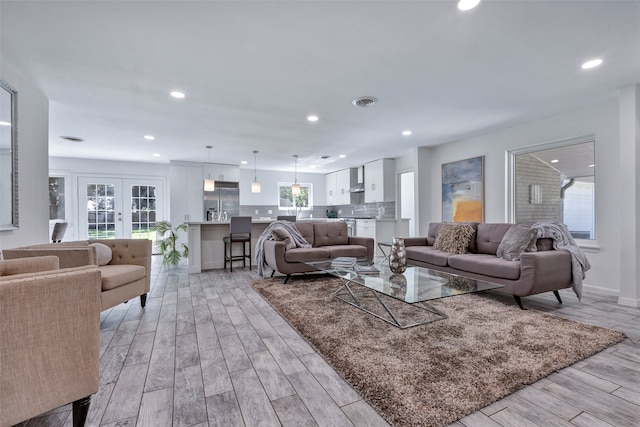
[553,290,563,304]
[284,274,291,284]
[72,396,91,427]
[513,296,527,310]
[270,270,275,278]
[140,293,147,308]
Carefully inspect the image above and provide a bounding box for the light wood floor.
[18,257,640,427]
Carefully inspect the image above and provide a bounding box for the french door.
[78,177,164,240]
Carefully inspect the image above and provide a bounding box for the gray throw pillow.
[433,223,475,254]
[496,225,538,261]
[272,227,296,250]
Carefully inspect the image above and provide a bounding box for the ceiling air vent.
[352,96,377,108]
[320,155,331,159]
[60,136,85,142]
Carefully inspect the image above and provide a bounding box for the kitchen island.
[186,220,274,273]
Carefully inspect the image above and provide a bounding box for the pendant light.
[291,154,301,195]
[203,145,215,191]
[251,150,261,193]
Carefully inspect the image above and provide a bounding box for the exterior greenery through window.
[49,177,65,220]
[278,183,312,211]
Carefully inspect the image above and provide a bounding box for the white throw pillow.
[90,242,113,266]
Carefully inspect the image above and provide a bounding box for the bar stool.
[223,216,252,271]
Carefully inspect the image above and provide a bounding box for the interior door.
[78,177,164,240]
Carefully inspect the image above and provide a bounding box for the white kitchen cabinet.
[326,172,337,205]
[364,158,395,203]
[335,168,357,205]
[170,161,204,224]
[356,218,377,256]
[203,162,240,182]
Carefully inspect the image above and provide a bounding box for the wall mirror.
[0,79,18,230]
[508,135,595,240]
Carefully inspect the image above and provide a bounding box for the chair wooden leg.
[243,242,247,267]
[513,295,527,310]
[140,293,147,308]
[72,396,91,427]
[553,290,563,304]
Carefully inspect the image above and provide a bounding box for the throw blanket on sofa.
[255,221,311,277]
[531,221,591,300]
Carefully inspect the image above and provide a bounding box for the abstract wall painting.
[442,156,484,222]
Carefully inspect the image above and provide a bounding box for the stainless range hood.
[349,166,365,192]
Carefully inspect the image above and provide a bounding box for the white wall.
[239,168,327,206]
[0,62,50,251]
[419,98,620,295]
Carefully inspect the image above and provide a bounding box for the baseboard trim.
[581,284,619,298]
[617,297,640,308]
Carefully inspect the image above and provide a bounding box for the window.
[131,184,157,240]
[49,176,66,220]
[278,182,313,210]
[508,136,595,240]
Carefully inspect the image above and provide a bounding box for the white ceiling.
[2,1,639,173]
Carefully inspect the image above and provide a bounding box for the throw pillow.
[90,242,113,266]
[432,223,475,254]
[496,225,538,261]
[272,227,296,250]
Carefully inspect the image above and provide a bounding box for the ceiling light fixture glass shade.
[203,145,215,192]
[458,0,481,11]
[252,150,261,193]
[292,154,301,195]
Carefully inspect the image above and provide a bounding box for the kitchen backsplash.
[241,202,396,220]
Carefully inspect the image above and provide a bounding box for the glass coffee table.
[303,258,504,329]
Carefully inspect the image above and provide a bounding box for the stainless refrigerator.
[204,181,240,221]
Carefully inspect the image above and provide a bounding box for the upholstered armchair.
[0,256,101,427]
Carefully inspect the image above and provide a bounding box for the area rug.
[252,276,627,427]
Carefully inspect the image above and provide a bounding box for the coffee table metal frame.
[303,258,504,329]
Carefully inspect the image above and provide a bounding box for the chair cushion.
[99,264,146,291]
[476,223,514,255]
[432,223,475,254]
[294,222,315,246]
[89,242,112,266]
[271,226,296,250]
[496,225,538,261]
[447,254,521,280]
[405,246,450,267]
[284,247,331,262]
[313,222,349,247]
[321,245,368,258]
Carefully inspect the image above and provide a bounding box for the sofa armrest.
[518,250,573,295]
[347,236,375,258]
[0,256,60,276]
[0,267,101,426]
[1,247,97,268]
[263,239,287,272]
[403,237,429,247]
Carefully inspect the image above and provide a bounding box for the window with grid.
[86,183,115,239]
[131,185,157,239]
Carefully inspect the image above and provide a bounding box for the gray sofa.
[404,222,574,309]
[263,221,374,283]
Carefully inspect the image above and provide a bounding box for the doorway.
[400,171,416,237]
[78,177,164,241]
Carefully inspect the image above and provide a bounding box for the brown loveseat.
[404,222,574,309]
[2,239,151,311]
[263,221,374,283]
[0,256,101,426]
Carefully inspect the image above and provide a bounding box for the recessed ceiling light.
[310,165,316,169]
[458,0,481,11]
[170,91,186,99]
[153,153,160,157]
[0,121,10,126]
[144,135,155,141]
[551,159,559,163]
[581,58,603,69]
[307,115,319,122]
[60,136,84,142]
[588,164,595,168]
[339,154,346,159]
[402,130,412,136]
[241,160,248,165]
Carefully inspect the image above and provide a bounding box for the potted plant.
[151,221,189,267]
